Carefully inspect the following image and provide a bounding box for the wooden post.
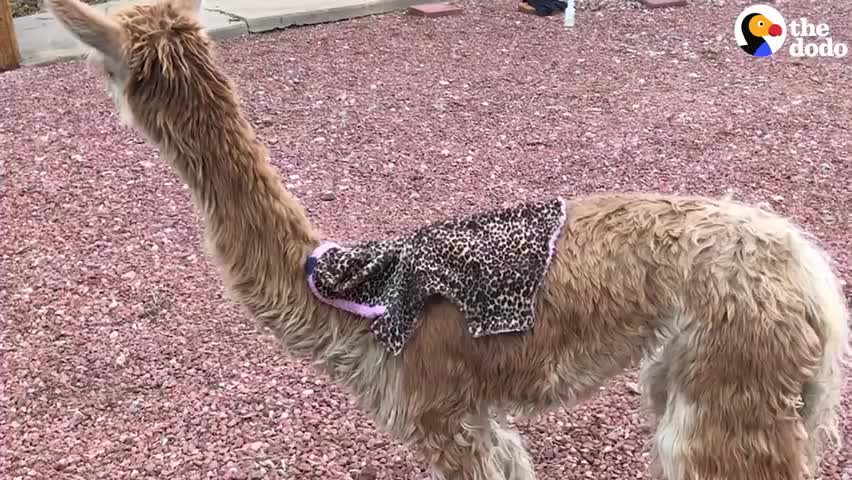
[0,0,22,72]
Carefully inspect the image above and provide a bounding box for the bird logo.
[734,5,787,57]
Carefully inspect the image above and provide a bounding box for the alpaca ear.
[46,0,126,66]
[170,0,204,16]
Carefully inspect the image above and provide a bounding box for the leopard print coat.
[305,197,568,355]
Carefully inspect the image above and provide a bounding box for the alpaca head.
[47,0,223,143]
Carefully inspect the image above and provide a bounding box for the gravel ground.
[1,0,850,479]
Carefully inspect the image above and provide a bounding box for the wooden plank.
[0,0,22,72]
[408,3,463,17]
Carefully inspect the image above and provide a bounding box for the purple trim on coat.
[306,241,387,319]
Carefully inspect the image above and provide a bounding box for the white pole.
[564,0,575,28]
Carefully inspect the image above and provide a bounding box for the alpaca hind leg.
[653,390,810,480]
[795,248,849,474]
[798,342,846,476]
[652,321,820,479]
[639,344,674,422]
[638,348,672,479]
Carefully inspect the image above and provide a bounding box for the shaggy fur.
[48,0,850,478]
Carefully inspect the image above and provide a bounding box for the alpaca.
[47,0,849,479]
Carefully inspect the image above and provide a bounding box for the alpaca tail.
[791,231,850,469]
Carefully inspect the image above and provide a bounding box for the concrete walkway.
[13,0,425,66]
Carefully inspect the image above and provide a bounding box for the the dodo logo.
[734,5,786,57]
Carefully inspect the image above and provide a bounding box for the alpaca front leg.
[415,411,536,480]
[488,416,536,480]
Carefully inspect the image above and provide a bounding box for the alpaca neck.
[160,100,320,316]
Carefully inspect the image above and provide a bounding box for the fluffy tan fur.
[48,0,850,478]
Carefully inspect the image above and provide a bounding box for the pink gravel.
[1,0,850,478]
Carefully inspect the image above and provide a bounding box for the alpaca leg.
[653,389,811,480]
[638,350,671,479]
[488,414,535,480]
[414,410,535,480]
[651,321,818,480]
[798,341,846,475]
[638,347,671,421]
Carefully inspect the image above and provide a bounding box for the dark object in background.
[521,0,568,16]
